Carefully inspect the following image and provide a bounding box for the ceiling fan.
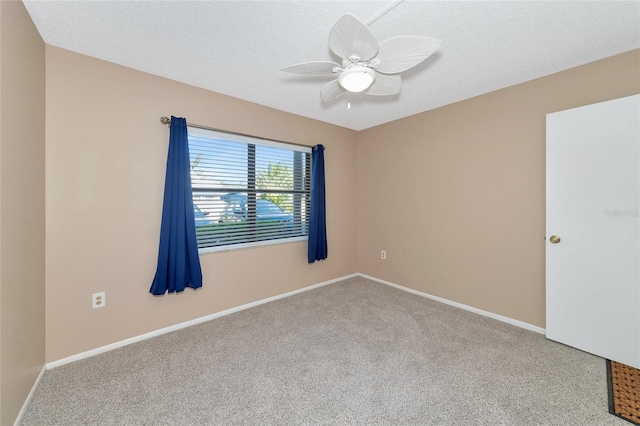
[281,13,441,103]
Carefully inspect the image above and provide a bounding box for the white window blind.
[188,127,311,252]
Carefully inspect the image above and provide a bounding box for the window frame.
[188,126,312,254]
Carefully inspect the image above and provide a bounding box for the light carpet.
[21,277,625,425]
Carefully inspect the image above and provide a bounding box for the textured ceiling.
[24,1,640,131]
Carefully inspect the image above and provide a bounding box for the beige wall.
[0,1,46,424]
[357,50,640,328]
[45,46,358,362]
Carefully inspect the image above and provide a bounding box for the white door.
[546,94,640,369]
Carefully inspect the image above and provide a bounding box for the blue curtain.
[150,116,203,295]
[308,144,327,263]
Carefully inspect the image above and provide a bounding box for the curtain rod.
[159,116,314,149]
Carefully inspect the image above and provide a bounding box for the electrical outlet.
[92,292,106,309]
[381,250,387,260]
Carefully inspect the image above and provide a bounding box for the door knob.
[550,235,561,244]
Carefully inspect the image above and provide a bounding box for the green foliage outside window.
[256,163,293,212]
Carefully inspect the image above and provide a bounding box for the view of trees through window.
[256,163,293,210]
[187,128,311,251]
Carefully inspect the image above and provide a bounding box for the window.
[188,127,311,252]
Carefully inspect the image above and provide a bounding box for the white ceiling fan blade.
[280,61,341,75]
[374,36,442,75]
[365,73,401,96]
[329,14,379,61]
[320,79,346,102]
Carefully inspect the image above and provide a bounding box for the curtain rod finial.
[160,116,171,125]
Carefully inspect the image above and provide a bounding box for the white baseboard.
[14,365,46,426]
[47,273,358,370]
[46,272,543,370]
[358,273,546,335]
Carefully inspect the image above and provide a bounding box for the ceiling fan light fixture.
[338,67,375,93]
